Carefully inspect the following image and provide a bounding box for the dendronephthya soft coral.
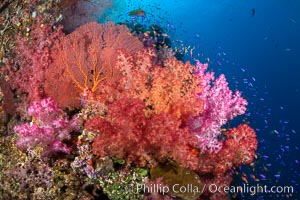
[14,98,80,155]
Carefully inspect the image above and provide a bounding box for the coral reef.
[0,2,258,199]
[0,0,62,65]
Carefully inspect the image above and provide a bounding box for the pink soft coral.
[189,61,248,153]
[14,98,80,155]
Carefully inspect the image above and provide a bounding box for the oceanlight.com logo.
[206,183,294,196]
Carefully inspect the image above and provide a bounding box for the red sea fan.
[44,22,144,108]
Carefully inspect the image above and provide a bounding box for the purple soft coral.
[14,98,80,155]
[190,61,248,153]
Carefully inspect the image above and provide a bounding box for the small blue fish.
[263,155,269,159]
[259,174,266,179]
[274,174,280,179]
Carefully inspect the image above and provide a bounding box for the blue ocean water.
[98,0,300,199]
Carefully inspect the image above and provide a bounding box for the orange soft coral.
[113,48,204,119]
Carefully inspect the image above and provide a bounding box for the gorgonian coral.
[44,22,143,108]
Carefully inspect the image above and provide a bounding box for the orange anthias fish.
[129,8,146,17]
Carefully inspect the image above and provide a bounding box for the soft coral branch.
[2,16,63,103]
[85,97,199,168]
[189,61,248,153]
[14,98,80,155]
